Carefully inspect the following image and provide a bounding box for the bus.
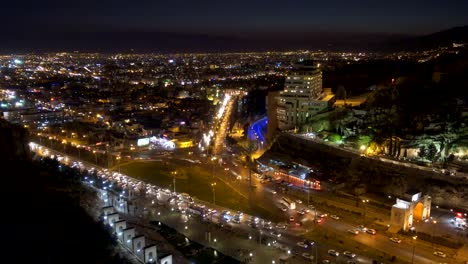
[282,197,296,210]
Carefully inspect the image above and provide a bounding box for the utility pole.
[172,171,177,193]
[247,138,253,188]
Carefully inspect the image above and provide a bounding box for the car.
[271,190,277,194]
[328,249,339,256]
[294,221,303,226]
[366,228,376,235]
[289,216,295,222]
[357,225,368,232]
[270,231,281,238]
[390,237,402,243]
[297,209,305,215]
[304,239,315,246]
[248,223,257,228]
[322,260,330,264]
[278,244,289,252]
[433,251,447,258]
[330,215,340,220]
[281,206,288,212]
[264,224,274,230]
[320,213,328,218]
[347,229,359,235]
[343,251,356,258]
[276,223,287,229]
[302,252,314,260]
[297,241,308,248]
[296,199,303,204]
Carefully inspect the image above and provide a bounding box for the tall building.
[276,63,334,131]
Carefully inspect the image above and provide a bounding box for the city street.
[31,142,468,263]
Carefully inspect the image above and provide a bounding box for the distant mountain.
[0,30,407,53]
[390,25,468,51]
[420,25,468,45]
[0,26,466,53]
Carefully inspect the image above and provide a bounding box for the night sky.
[3,0,468,52]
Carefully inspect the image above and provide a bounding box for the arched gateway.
[390,192,431,231]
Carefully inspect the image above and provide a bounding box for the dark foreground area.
[0,159,127,264]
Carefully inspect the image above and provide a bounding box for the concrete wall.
[144,245,157,263]
[123,228,135,249]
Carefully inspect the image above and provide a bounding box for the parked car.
[347,229,359,235]
[366,228,376,235]
[390,237,401,243]
[289,216,295,222]
[328,249,339,256]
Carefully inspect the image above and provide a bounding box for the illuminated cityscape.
[1,1,468,264]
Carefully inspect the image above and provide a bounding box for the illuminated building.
[390,192,431,231]
[276,63,334,130]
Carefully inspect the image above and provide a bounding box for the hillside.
[390,25,468,50]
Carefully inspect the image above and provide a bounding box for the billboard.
[137,138,150,147]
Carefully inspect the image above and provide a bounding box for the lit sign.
[137,138,150,146]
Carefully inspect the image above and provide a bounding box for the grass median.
[120,160,277,221]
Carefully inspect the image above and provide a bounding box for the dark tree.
[426,143,438,161]
[336,85,347,100]
[418,146,427,158]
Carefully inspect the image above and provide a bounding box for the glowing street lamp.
[411,236,417,264]
[171,171,177,193]
[93,150,97,164]
[211,182,216,205]
[362,199,369,217]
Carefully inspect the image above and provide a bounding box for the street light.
[211,157,217,179]
[411,236,417,264]
[93,150,97,164]
[362,199,369,217]
[116,155,121,173]
[211,182,216,205]
[171,171,177,193]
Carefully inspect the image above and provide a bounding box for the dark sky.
[5,0,468,34]
[2,0,468,52]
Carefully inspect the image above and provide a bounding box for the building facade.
[276,65,329,130]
